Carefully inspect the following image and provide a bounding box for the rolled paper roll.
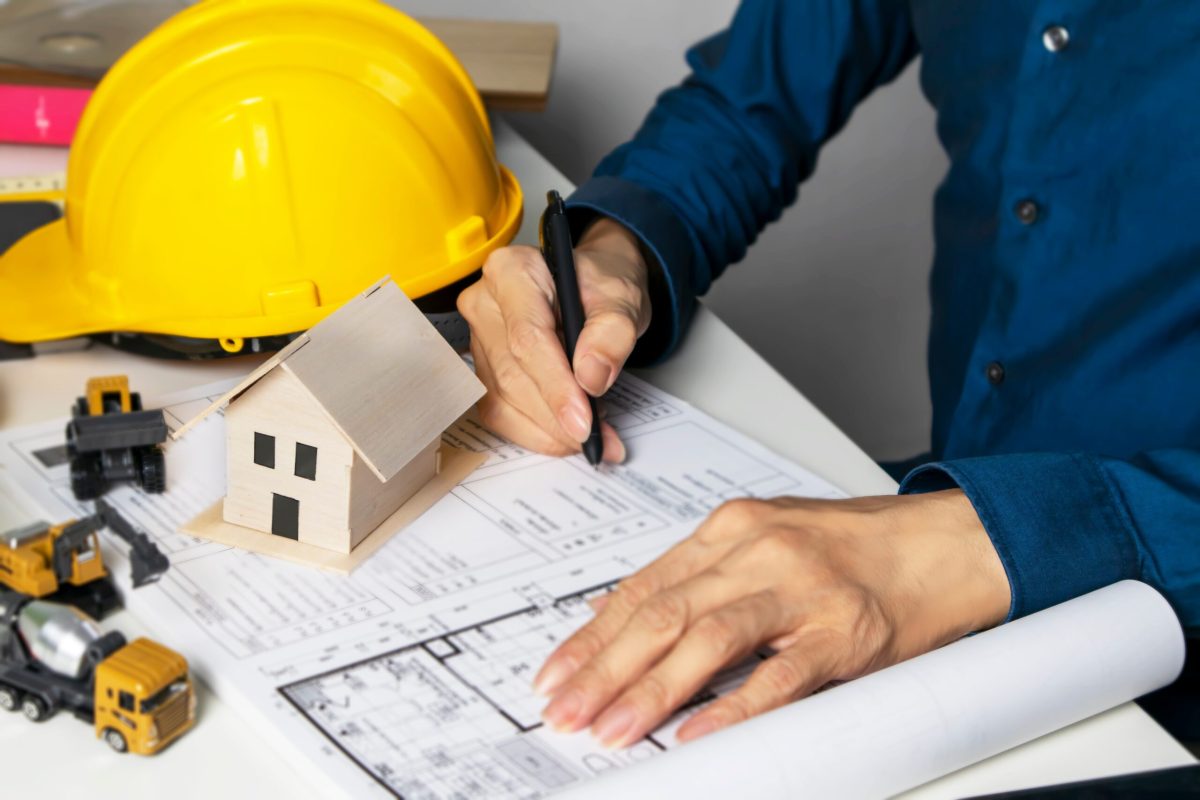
[559,581,1185,800]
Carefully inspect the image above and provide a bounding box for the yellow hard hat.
[0,0,522,355]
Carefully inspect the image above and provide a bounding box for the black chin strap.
[1,274,478,361]
[95,308,472,361]
[424,311,472,352]
[0,341,33,360]
[94,313,471,359]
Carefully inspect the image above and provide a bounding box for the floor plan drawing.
[0,371,845,798]
[280,582,764,799]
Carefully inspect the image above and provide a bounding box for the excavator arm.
[93,500,169,588]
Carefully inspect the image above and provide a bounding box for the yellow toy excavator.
[0,499,169,619]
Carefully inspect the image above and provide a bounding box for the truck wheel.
[0,686,18,711]
[21,696,48,722]
[103,728,129,753]
[70,453,105,500]
[137,447,167,494]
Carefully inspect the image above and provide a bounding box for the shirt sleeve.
[900,451,1200,636]
[565,0,919,365]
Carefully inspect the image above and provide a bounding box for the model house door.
[272,493,300,539]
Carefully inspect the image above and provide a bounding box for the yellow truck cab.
[94,638,195,755]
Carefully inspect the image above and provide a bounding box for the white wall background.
[393,0,948,462]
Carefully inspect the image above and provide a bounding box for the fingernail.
[577,354,615,396]
[592,704,639,749]
[677,713,722,742]
[532,657,575,697]
[560,401,591,442]
[542,689,585,732]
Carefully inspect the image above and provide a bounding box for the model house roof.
[173,277,486,482]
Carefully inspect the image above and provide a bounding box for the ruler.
[0,172,66,205]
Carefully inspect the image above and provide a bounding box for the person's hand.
[457,218,651,461]
[533,489,1010,747]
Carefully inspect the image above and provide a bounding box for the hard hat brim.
[0,165,523,344]
[0,219,115,342]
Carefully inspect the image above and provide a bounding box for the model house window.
[254,432,275,468]
[295,442,318,481]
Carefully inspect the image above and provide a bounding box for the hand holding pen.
[457,191,652,463]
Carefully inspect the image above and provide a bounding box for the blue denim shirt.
[565,0,1200,633]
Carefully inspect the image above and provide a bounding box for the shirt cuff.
[566,176,697,366]
[898,453,1141,622]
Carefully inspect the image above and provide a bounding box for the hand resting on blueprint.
[457,217,650,463]
[533,490,1011,747]
[458,218,1011,747]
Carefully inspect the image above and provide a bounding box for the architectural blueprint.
[0,372,845,798]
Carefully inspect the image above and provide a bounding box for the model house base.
[180,443,485,573]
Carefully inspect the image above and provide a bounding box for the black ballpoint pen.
[540,190,604,466]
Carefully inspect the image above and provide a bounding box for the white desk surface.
[0,122,1192,799]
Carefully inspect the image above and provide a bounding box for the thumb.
[573,297,641,396]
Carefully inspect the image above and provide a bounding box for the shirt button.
[1042,25,1070,53]
[986,362,1006,386]
[1014,199,1039,225]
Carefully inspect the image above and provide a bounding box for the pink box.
[0,84,93,146]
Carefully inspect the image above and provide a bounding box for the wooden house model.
[174,278,485,565]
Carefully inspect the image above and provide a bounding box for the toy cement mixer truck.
[0,590,194,754]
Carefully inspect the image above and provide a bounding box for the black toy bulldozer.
[65,375,168,501]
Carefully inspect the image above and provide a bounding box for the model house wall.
[223,367,356,551]
[347,440,439,550]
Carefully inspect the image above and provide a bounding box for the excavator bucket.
[130,552,169,589]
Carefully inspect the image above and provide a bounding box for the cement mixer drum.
[16,599,102,678]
